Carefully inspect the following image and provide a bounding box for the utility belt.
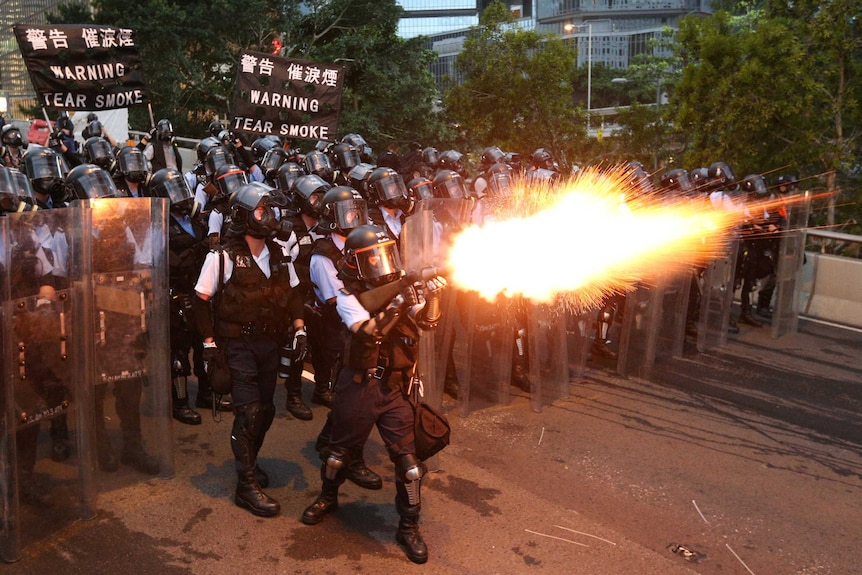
[352,360,412,392]
[216,319,281,338]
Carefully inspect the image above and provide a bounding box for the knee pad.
[396,453,425,507]
[324,446,351,481]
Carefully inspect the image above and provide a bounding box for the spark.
[447,165,741,309]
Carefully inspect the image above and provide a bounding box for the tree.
[443,0,583,170]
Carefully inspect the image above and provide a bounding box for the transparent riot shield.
[654,271,692,364]
[1,208,94,563]
[526,302,569,412]
[616,282,662,379]
[697,239,739,353]
[77,197,174,489]
[566,308,593,382]
[771,191,810,339]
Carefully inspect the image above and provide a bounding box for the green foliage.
[443,0,582,169]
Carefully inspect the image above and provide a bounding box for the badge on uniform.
[236,255,252,268]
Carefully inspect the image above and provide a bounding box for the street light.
[564,23,592,132]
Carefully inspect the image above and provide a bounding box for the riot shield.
[566,309,592,382]
[697,239,739,353]
[654,271,692,363]
[1,208,94,563]
[77,197,174,489]
[615,282,662,379]
[771,192,810,339]
[526,302,569,412]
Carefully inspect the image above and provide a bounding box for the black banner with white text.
[14,24,149,111]
[231,51,343,141]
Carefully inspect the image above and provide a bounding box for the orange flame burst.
[446,165,744,309]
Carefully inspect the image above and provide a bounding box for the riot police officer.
[138,118,182,172]
[112,145,150,198]
[301,224,446,565]
[193,182,304,517]
[1,124,27,169]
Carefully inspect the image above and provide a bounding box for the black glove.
[400,282,421,307]
[148,127,157,140]
[292,327,308,363]
[236,141,254,167]
[47,132,61,148]
[202,344,220,376]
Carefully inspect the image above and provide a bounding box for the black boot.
[235,469,280,517]
[311,381,334,407]
[121,441,161,475]
[396,515,428,564]
[739,310,763,327]
[590,339,618,360]
[301,482,339,525]
[173,403,202,425]
[285,394,312,420]
[346,445,382,490]
[96,428,119,473]
[172,372,202,425]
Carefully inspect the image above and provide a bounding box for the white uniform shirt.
[309,234,345,303]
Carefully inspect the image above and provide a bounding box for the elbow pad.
[191,295,215,341]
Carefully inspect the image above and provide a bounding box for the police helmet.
[196,136,221,164]
[531,148,555,170]
[776,175,798,194]
[342,224,403,286]
[86,113,99,123]
[214,164,248,201]
[65,164,118,200]
[7,168,37,211]
[251,137,276,164]
[148,168,194,215]
[304,149,334,183]
[0,166,22,213]
[659,168,694,195]
[422,147,439,168]
[82,137,115,169]
[341,133,373,162]
[230,182,292,240]
[369,167,410,211]
[432,170,468,200]
[276,162,304,194]
[486,162,514,198]
[259,147,289,180]
[741,174,768,197]
[438,150,464,174]
[707,161,736,189]
[114,146,149,183]
[346,163,376,199]
[689,167,709,191]
[1,125,24,148]
[293,174,332,219]
[82,119,103,140]
[332,142,361,172]
[319,186,368,236]
[55,114,74,133]
[208,120,225,138]
[23,146,67,202]
[204,146,232,178]
[481,146,505,168]
[407,176,434,203]
[156,119,174,141]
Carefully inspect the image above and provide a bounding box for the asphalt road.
[4,317,861,574]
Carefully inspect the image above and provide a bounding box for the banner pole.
[147,102,156,130]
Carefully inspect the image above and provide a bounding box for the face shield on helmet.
[231,182,292,240]
[776,175,798,194]
[407,177,434,203]
[370,167,410,211]
[148,168,194,215]
[293,174,332,219]
[204,146,232,179]
[439,150,464,173]
[276,162,304,193]
[689,168,709,192]
[741,174,768,198]
[115,146,148,182]
[708,161,736,190]
[346,163,375,199]
[304,150,334,183]
[2,125,25,148]
[208,120,225,138]
[481,146,505,168]
[486,163,514,198]
[24,146,67,201]
[156,119,173,141]
[83,137,115,169]
[260,147,288,180]
[432,170,467,199]
[214,164,248,200]
[66,164,118,200]
[342,133,373,162]
[422,147,439,168]
[83,120,103,140]
[659,168,694,196]
[7,168,37,211]
[332,142,361,171]
[345,225,403,286]
[0,166,22,214]
[320,186,368,236]
[251,137,276,164]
